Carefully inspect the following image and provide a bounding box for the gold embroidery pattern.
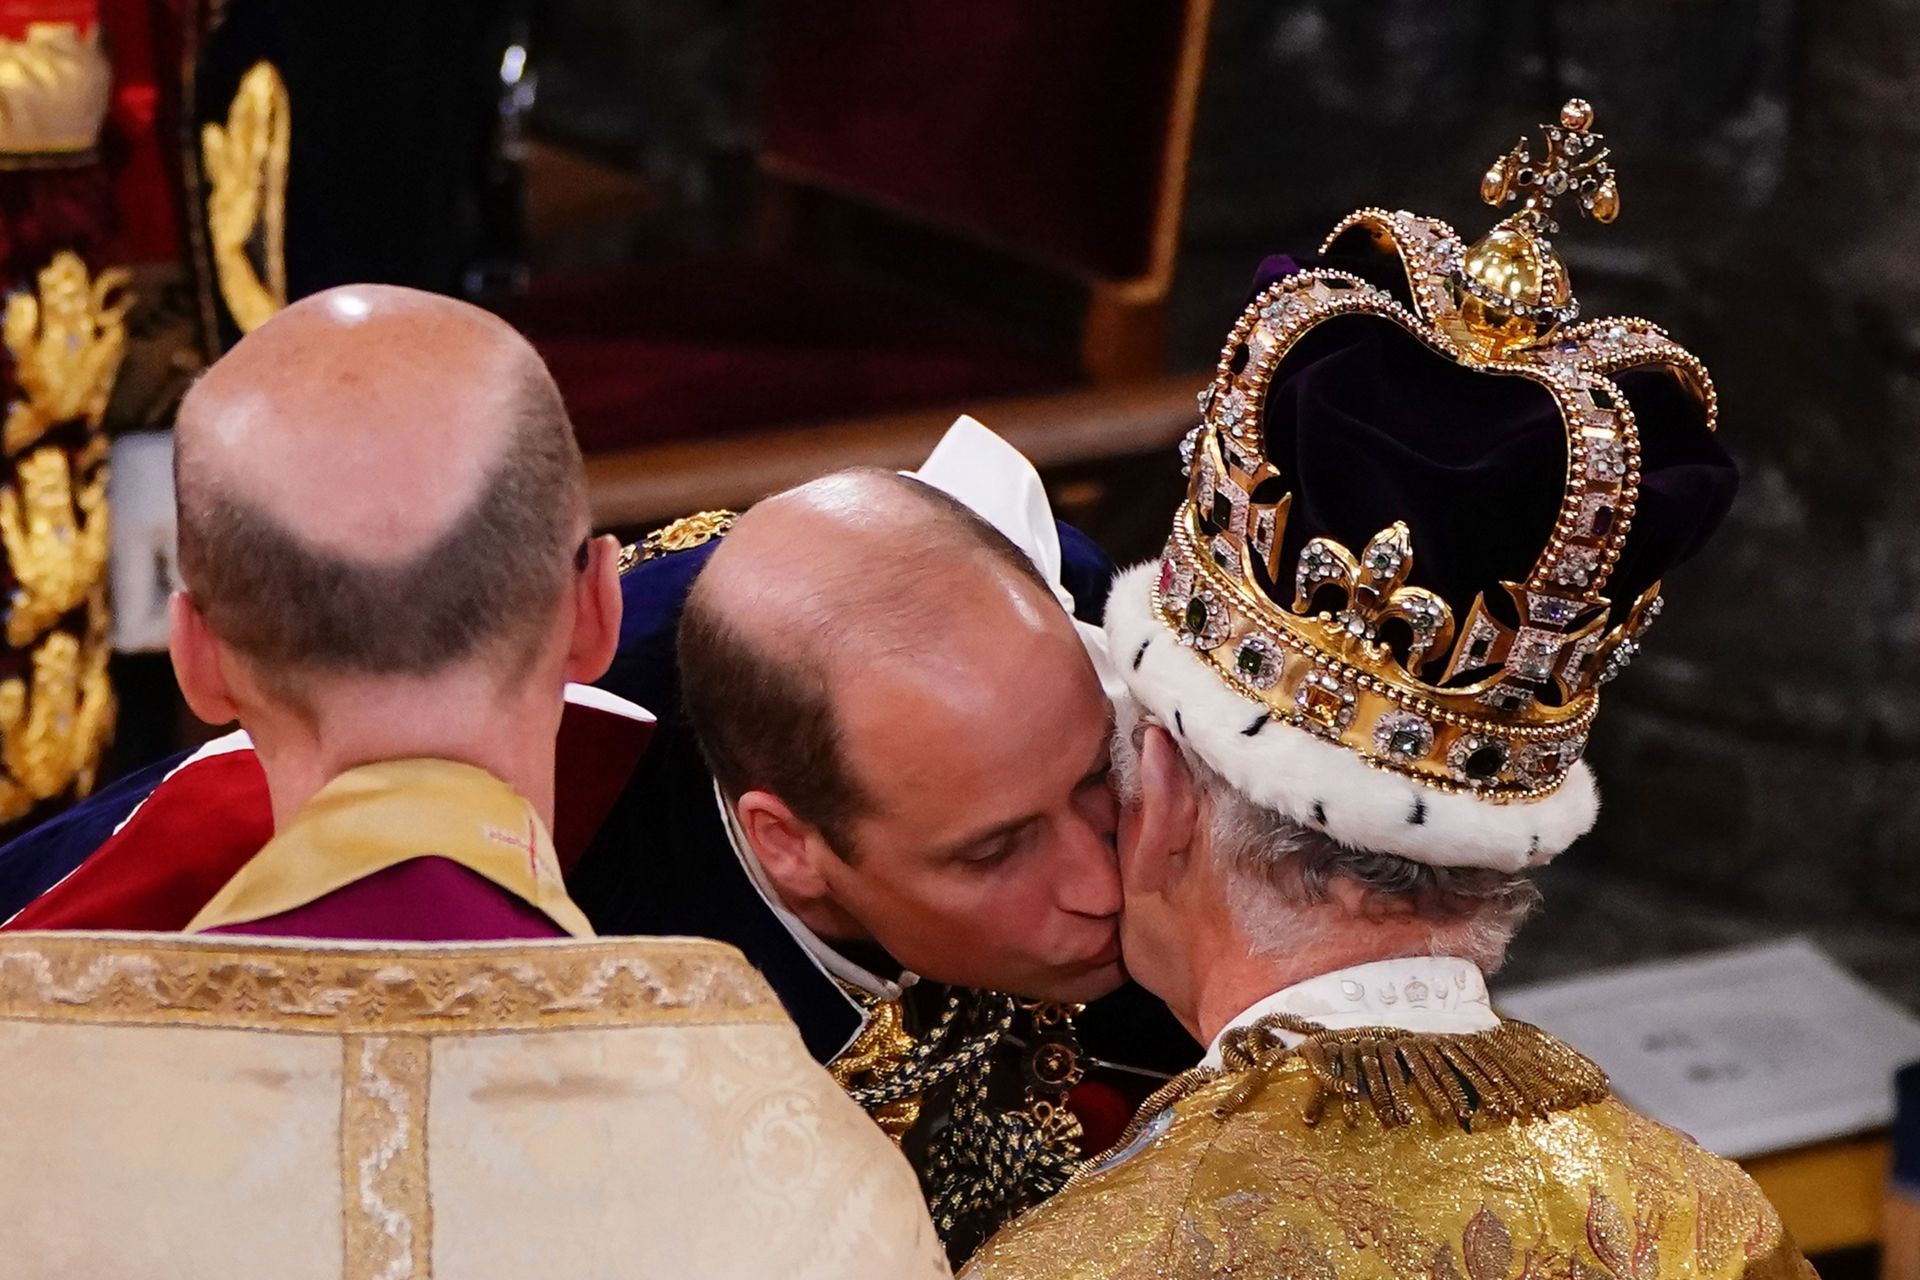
[342,1034,433,1280]
[0,934,787,1033]
[0,251,124,826]
[963,1024,1812,1280]
[202,60,289,334]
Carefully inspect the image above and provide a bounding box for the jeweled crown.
[1156,101,1717,802]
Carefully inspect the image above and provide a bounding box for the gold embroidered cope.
[962,1018,1815,1280]
[0,932,951,1280]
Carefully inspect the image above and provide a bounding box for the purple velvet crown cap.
[1219,247,1737,630]
[1247,253,1306,300]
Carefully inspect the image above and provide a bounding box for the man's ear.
[564,533,623,684]
[1121,723,1201,894]
[167,592,240,727]
[734,789,835,905]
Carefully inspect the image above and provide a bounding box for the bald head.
[680,468,1062,853]
[175,285,586,687]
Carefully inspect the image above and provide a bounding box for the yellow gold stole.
[185,758,594,938]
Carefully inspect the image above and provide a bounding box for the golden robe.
[0,930,952,1279]
[963,1018,1814,1280]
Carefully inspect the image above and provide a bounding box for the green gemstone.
[1185,598,1210,635]
[1237,646,1268,679]
[1388,727,1429,758]
[1367,551,1397,574]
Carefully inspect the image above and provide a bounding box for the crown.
[1152,100,1716,804]
[0,19,111,163]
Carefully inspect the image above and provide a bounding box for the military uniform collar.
[1201,955,1496,1067]
[714,782,917,1007]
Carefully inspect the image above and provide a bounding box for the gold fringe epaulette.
[1278,1017,1611,1129]
[1111,1015,1610,1154]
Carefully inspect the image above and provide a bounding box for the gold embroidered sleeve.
[960,1101,1212,1279]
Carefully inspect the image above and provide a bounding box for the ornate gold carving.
[0,612,112,820]
[0,933,786,1032]
[202,60,290,334]
[2,250,130,455]
[341,1034,433,1280]
[621,509,738,575]
[0,20,111,161]
[0,445,107,645]
[0,250,123,825]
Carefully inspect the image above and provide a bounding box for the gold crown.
[1156,101,1715,801]
[0,21,112,163]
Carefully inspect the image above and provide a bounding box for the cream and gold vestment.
[963,1011,1813,1280]
[0,931,951,1280]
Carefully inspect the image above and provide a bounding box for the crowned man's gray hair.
[1108,695,1539,971]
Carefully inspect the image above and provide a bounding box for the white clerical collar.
[1199,955,1497,1068]
[714,782,916,1004]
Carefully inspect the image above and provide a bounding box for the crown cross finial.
[1479,99,1620,232]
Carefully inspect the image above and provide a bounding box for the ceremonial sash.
[185,758,594,938]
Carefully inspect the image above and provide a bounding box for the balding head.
[697,467,1054,659]
[680,468,1062,854]
[174,285,587,694]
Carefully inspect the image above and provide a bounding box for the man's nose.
[1053,815,1122,919]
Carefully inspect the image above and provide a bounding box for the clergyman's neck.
[249,689,562,832]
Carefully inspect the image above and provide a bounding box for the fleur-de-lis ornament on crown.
[1292,522,1456,674]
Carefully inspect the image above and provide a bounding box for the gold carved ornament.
[0,252,125,824]
[2,249,129,456]
[201,60,289,335]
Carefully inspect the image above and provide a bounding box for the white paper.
[107,431,183,653]
[1495,937,1920,1158]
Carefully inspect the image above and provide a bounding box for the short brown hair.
[678,470,1050,858]
[176,372,585,686]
